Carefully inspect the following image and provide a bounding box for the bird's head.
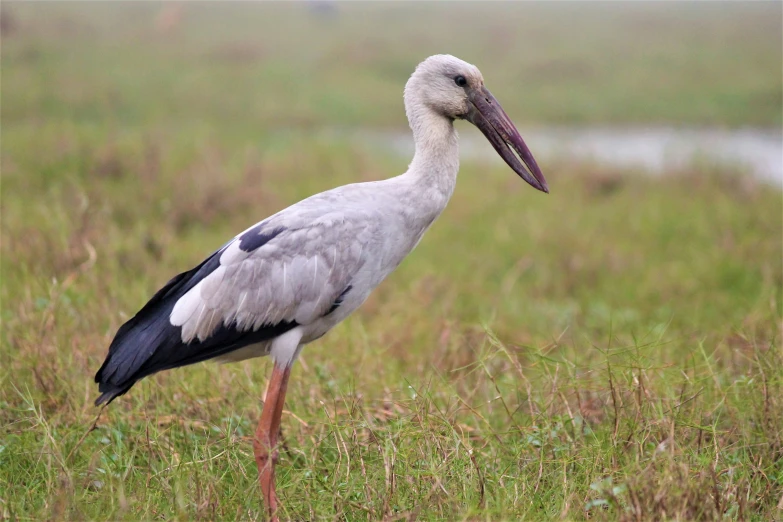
[405,54,549,193]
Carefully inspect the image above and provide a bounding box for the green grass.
[2,2,781,129]
[1,2,782,521]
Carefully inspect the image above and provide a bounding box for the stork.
[95,54,548,519]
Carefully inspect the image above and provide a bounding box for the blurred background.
[1,2,782,520]
[3,2,781,176]
[3,1,782,175]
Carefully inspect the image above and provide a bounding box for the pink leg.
[253,362,291,521]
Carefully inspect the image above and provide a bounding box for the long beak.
[465,87,549,193]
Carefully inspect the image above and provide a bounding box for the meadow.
[1,2,781,520]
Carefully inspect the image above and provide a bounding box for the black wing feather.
[94,247,297,405]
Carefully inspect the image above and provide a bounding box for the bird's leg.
[254,361,291,521]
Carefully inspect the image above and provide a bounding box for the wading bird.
[95,54,548,519]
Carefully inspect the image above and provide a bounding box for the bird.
[94,54,548,520]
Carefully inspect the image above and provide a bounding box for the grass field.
[2,2,782,521]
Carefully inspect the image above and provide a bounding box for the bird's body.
[95,146,458,402]
[95,54,548,519]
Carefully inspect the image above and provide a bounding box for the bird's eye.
[454,75,467,87]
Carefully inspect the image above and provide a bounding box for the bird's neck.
[403,103,460,204]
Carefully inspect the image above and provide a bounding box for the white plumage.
[170,175,445,366]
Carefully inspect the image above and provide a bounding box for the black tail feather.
[94,385,131,406]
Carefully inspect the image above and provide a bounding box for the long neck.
[403,100,460,203]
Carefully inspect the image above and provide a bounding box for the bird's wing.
[95,201,378,404]
[171,211,372,343]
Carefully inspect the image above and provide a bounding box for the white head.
[404,54,484,121]
[404,54,549,193]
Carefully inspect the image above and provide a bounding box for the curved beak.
[465,87,549,193]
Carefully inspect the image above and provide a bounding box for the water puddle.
[351,126,782,186]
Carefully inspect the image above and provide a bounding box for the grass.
[1,2,782,521]
[1,2,781,129]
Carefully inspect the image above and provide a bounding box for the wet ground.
[355,126,782,186]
